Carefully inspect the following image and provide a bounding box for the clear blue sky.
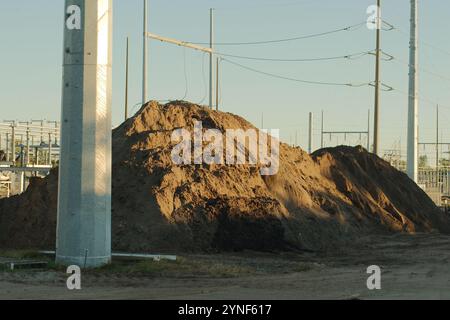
[1,0,449,156]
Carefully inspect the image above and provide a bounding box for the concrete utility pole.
[373,0,381,156]
[142,0,148,105]
[308,112,313,154]
[407,0,419,183]
[209,8,214,110]
[57,0,113,268]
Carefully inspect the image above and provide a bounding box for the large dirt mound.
[1,101,449,253]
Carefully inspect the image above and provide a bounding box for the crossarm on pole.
[145,32,213,53]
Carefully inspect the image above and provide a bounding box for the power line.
[222,58,371,87]
[189,21,366,46]
[382,21,450,83]
[385,19,450,57]
[181,47,189,100]
[213,0,319,11]
[369,81,394,92]
[390,54,450,84]
[216,50,372,62]
[393,88,450,111]
[198,52,208,104]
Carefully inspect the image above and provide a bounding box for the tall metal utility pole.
[142,0,148,105]
[373,0,381,156]
[209,8,214,110]
[216,57,220,111]
[321,111,324,148]
[125,37,129,121]
[407,0,419,183]
[57,0,113,268]
[308,112,313,154]
[367,109,371,151]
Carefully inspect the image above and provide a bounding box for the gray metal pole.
[11,124,15,165]
[125,37,129,121]
[436,105,439,169]
[308,112,313,154]
[48,133,52,165]
[57,0,113,268]
[216,57,219,111]
[142,0,148,105]
[407,0,419,182]
[209,8,214,110]
[367,109,371,151]
[321,111,324,149]
[5,133,9,162]
[373,0,381,156]
[26,129,30,166]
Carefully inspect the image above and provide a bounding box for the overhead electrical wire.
[197,52,208,104]
[368,81,394,92]
[181,47,189,100]
[221,58,371,87]
[393,88,450,111]
[215,50,372,62]
[391,55,450,84]
[368,49,395,61]
[384,19,450,57]
[189,21,366,46]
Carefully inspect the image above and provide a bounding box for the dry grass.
[93,257,256,278]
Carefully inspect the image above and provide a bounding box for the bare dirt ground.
[0,233,449,300]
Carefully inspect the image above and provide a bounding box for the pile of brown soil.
[0,101,449,253]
